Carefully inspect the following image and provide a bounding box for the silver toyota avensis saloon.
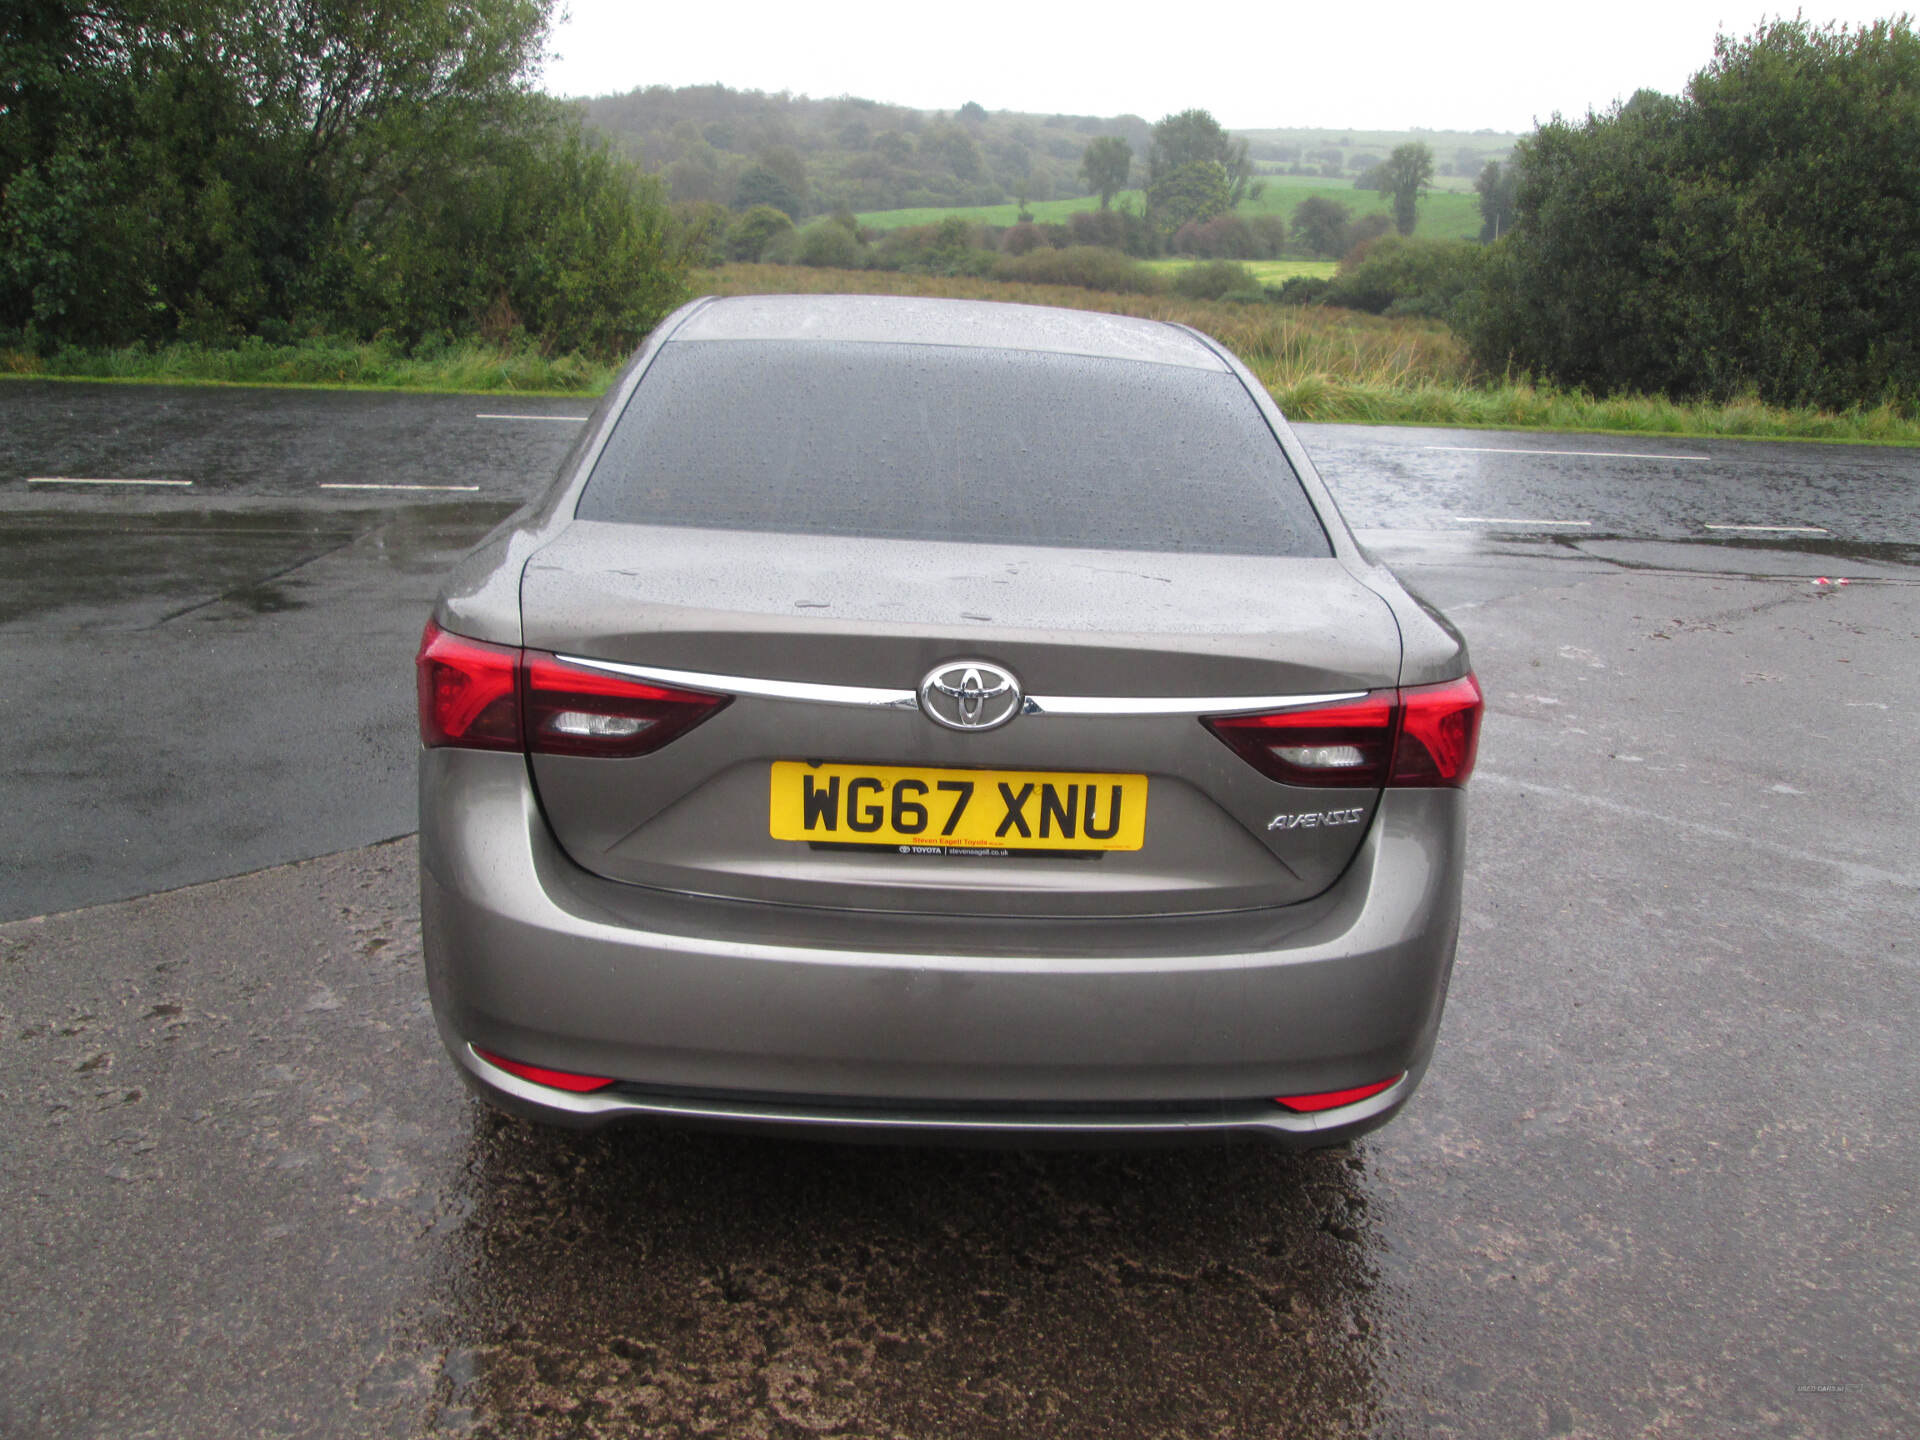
[417,294,1480,1147]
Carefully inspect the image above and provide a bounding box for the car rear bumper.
[420,749,1463,1147]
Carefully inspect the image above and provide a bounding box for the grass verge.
[704,266,1920,443]
[10,267,1918,445]
[0,337,615,395]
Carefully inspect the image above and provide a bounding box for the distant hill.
[572,84,1520,216]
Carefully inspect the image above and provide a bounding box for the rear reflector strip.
[473,1048,617,1093]
[1273,1075,1403,1113]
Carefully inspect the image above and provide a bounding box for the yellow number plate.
[769,761,1147,852]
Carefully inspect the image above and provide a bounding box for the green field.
[853,194,1123,230]
[1140,259,1338,284]
[856,173,1482,242]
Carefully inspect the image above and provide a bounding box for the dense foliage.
[1463,18,1920,409]
[1,0,692,354]
[579,84,1155,216]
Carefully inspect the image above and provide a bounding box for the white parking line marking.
[1424,445,1709,461]
[1453,516,1592,527]
[318,483,481,492]
[26,476,192,486]
[474,413,588,421]
[1703,523,1829,534]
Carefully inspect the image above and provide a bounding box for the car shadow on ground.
[418,1106,1392,1437]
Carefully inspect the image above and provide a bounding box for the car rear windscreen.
[576,340,1332,556]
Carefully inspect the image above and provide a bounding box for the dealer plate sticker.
[769,761,1147,852]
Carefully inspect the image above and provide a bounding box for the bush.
[1324,236,1484,318]
[1000,221,1045,255]
[1291,196,1354,257]
[672,201,731,266]
[1066,207,1155,256]
[1271,275,1332,306]
[794,219,862,268]
[993,246,1163,293]
[1171,259,1256,300]
[1461,17,1920,408]
[725,205,795,262]
[1246,215,1291,258]
[1171,213,1256,258]
[1345,214,1392,252]
[868,218,997,277]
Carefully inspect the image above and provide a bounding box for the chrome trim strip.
[555,654,1368,719]
[1021,691,1367,718]
[555,655,919,710]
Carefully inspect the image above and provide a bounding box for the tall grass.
[703,265,1920,443]
[10,266,1918,445]
[0,337,614,394]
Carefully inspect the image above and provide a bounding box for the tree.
[1079,135,1131,208]
[1146,108,1261,205]
[733,145,807,217]
[923,123,983,181]
[1147,108,1229,180]
[1473,161,1516,241]
[1147,160,1231,237]
[1378,142,1434,235]
[1291,195,1353,257]
[725,204,794,261]
[0,0,691,353]
[1459,17,1920,410]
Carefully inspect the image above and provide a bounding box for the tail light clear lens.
[417,621,729,758]
[523,654,730,758]
[1204,673,1482,789]
[417,621,521,750]
[1204,695,1396,787]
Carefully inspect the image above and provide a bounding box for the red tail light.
[1391,675,1483,785]
[523,654,730,758]
[1204,694,1396,787]
[417,621,521,750]
[417,622,729,757]
[1273,1074,1403,1113]
[1204,673,1482,788]
[473,1048,616,1093]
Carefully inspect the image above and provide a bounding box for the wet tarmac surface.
[0,380,589,496]
[1,382,1917,1436]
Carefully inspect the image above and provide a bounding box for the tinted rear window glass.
[577,340,1330,556]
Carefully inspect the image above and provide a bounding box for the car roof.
[671,293,1229,371]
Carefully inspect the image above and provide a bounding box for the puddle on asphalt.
[1558,533,1920,582]
[399,1112,1390,1436]
[1362,527,1920,582]
[0,502,519,627]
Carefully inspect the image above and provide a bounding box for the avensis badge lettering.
[1267,807,1367,831]
[919,660,1023,732]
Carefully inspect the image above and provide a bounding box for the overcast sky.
[540,2,1906,133]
